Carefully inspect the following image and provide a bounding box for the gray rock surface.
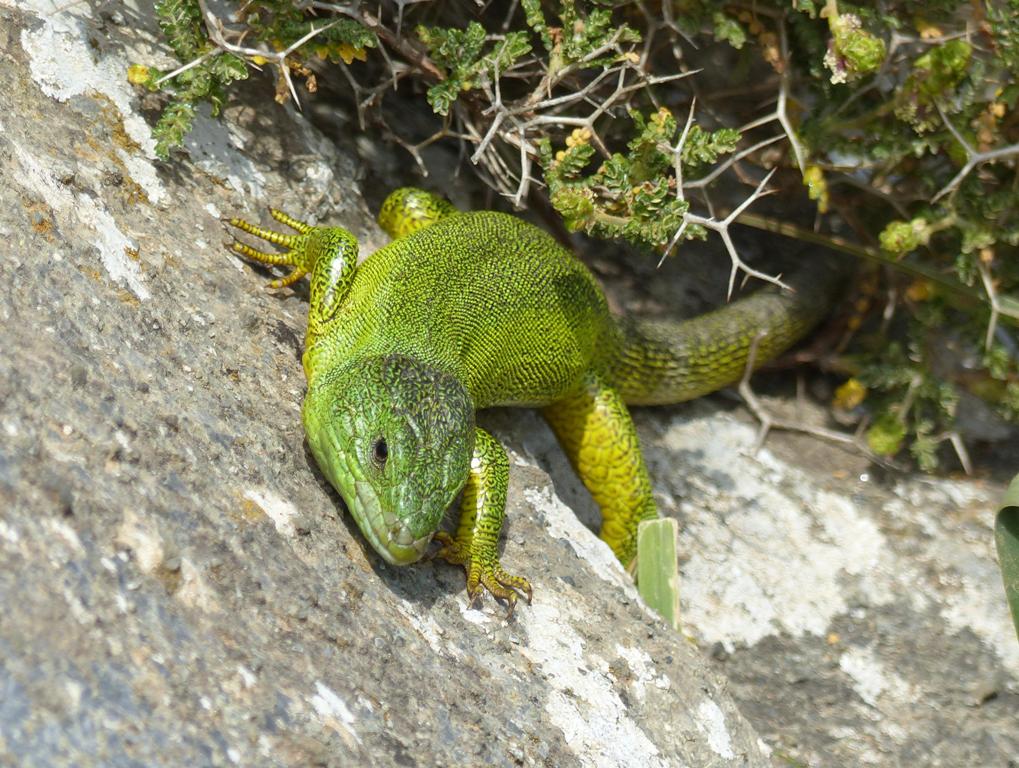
[0,3,765,766]
[1,2,1016,768]
[525,402,1019,767]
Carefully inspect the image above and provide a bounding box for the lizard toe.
[431,530,469,565]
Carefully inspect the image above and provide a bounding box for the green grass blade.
[995,473,1019,642]
[637,518,680,630]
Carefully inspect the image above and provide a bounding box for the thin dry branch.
[195,0,345,108]
[668,97,698,203]
[977,258,1002,352]
[736,212,1019,326]
[155,48,218,86]
[683,169,791,297]
[685,134,785,190]
[737,23,806,174]
[736,332,901,468]
[933,103,1019,202]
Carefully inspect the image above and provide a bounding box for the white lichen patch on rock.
[886,479,1019,676]
[115,147,168,207]
[17,0,168,205]
[184,113,268,199]
[523,485,635,596]
[244,488,299,538]
[694,700,735,760]
[309,681,362,749]
[664,409,941,647]
[662,410,1019,679]
[668,407,1019,668]
[838,644,917,708]
[396,598,464,661]
[650,405,1019,763]
[613,643,671,703]
[519,600,670,768]
[664,414,895,648]
[11,141,151,299]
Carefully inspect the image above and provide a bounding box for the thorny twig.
[196,0,343,107]
[735,212,1019,326]
[977,258,1002,352]
[933,103,1019,203]
[155,48,218,86]
[465,40,693,203]
[652,100,790,289]
[684,169,791,297]
[684,134,785,190]
[736,332,903,469]
[669,97,698,203]
[737,23,806,174]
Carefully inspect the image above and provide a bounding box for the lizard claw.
[433,530,532,616]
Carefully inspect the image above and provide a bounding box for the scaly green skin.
[228,189,843,612]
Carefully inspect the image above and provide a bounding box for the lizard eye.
[371,437,389,468]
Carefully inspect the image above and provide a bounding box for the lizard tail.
[609,257,849,406]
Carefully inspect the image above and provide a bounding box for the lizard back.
[322,210,622,408]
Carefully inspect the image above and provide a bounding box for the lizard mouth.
[352,480,432,565]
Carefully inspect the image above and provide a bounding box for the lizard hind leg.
[542,371,659,569]
[377,187,459,240]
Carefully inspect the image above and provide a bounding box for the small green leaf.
[521,0,552,50]
[909,433,940,471]
[425,80,461,116]
[549,188,595,232]
[824,11,886,84]
[878,218,929,254]
[481,31,532,74]
[154,0,205,61]
[680,125,741,168]
[995,475,1019,641]
[555,142,597,179]
[152,100,197,159]
[713,12,746,50]
[637,518,680,629]
[208,53,249,85]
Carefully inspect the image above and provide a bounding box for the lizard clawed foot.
[225,208,313,289]
[432,531,533,617]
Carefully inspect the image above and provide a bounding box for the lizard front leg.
[543,371,659,568]
[227,209,359,353]
[434,428,533,614]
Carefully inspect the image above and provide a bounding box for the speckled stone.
[0,4,766,767]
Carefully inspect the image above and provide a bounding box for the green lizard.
[228,188,843,612]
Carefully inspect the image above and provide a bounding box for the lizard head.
[302,354,475,565]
